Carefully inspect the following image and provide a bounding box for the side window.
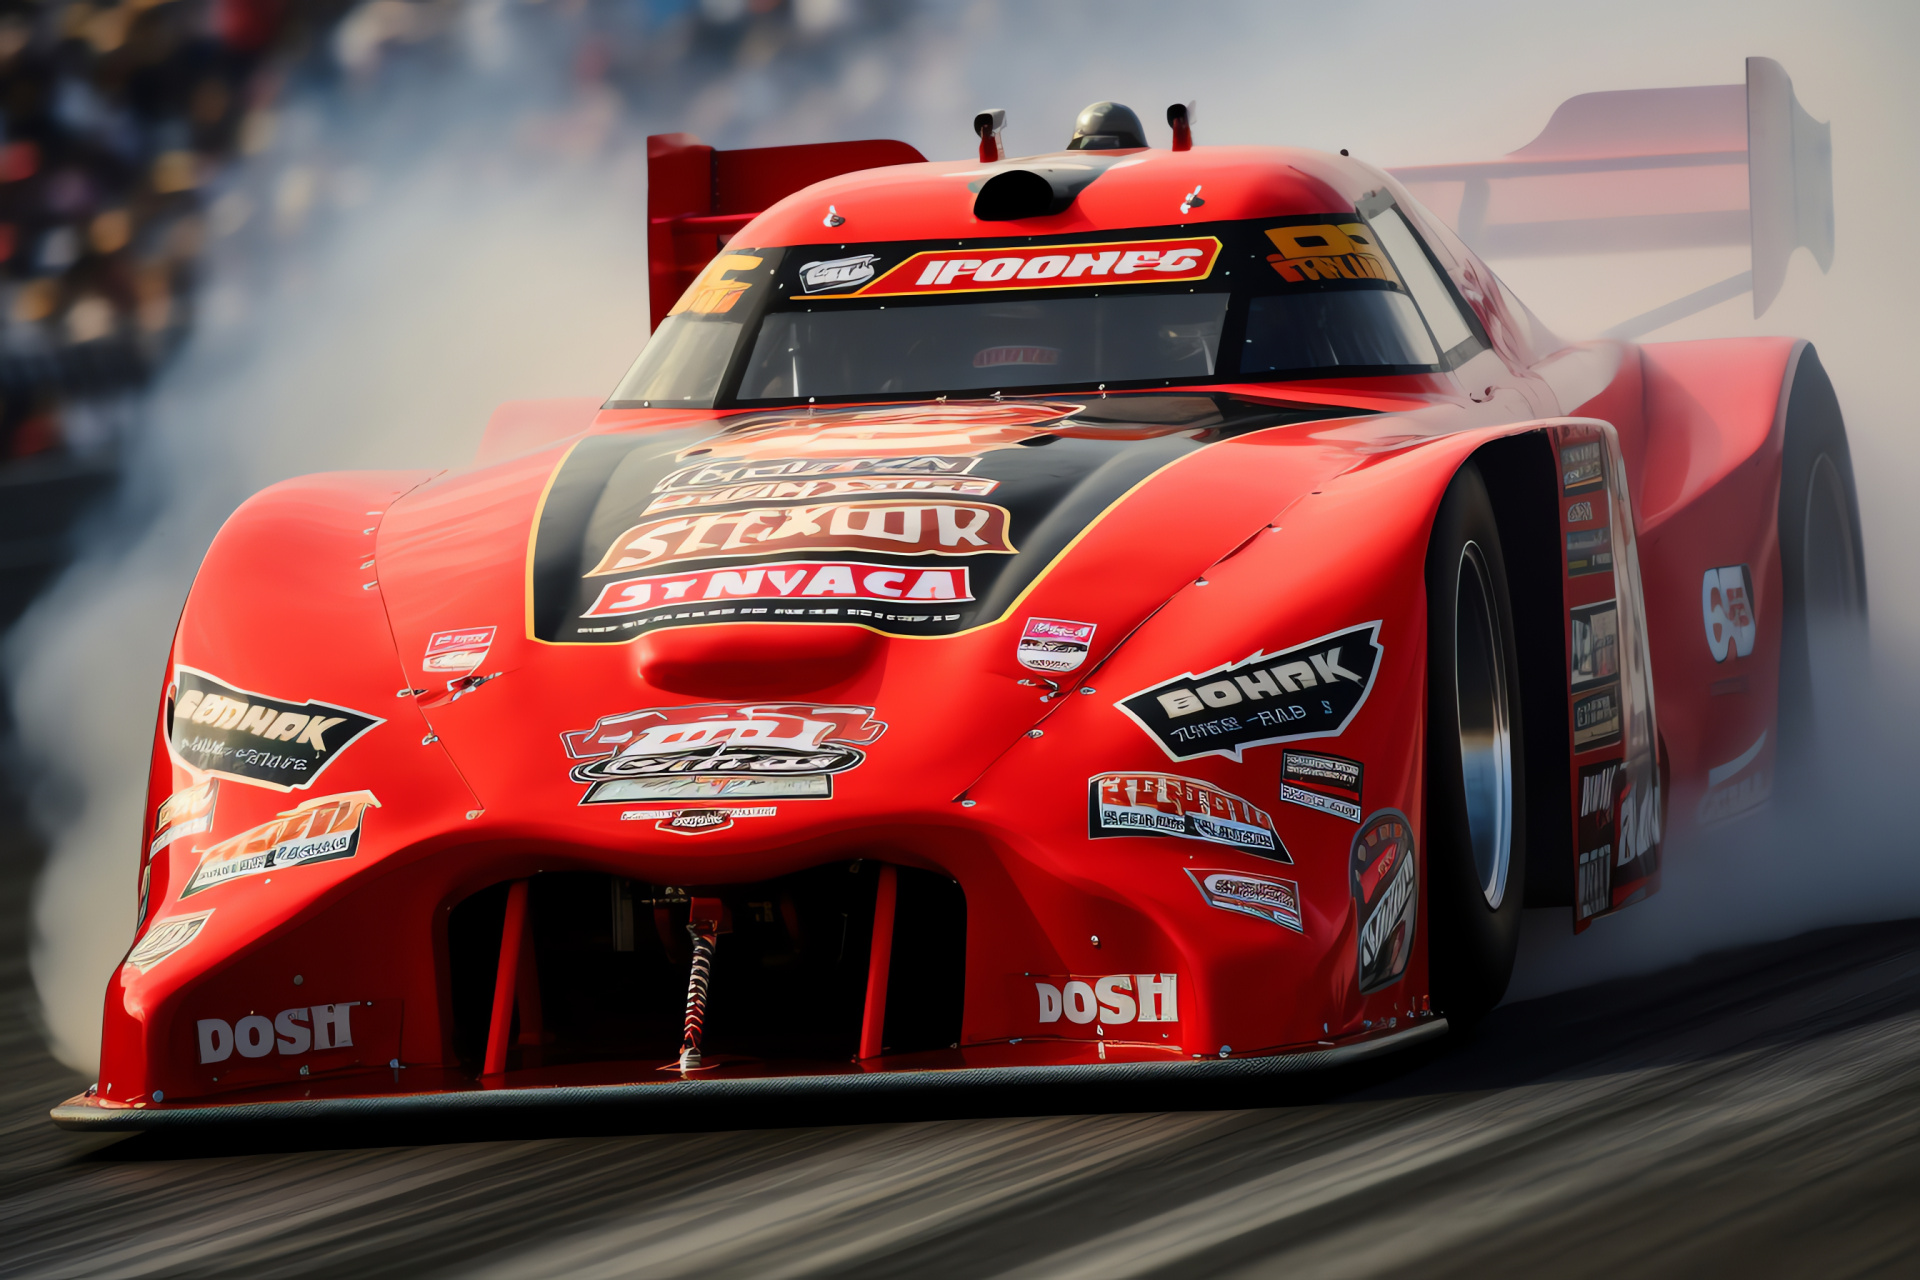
[1367,207,1479,363]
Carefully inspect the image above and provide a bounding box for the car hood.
[372,395,1381,844]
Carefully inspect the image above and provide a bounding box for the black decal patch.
[1116,622,1382,762]
[1352,809,1416,993]
[168,668,383,792]
[1280,750,1364,822]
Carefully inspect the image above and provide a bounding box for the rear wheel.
[1778,348,1868,780]
[1425,460,1527,1025]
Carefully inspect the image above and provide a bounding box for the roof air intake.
[973,168,1076,220]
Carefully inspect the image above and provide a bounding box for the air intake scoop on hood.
[638,624,882,697]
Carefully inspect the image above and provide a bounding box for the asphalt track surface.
[5,837,1920,1279]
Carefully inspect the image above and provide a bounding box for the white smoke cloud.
[15,0,1920,1067]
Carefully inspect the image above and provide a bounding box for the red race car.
[56,59,1859,1128]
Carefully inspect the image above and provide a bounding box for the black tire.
[1425,460,1527,1025]
[1777,345,1868,783]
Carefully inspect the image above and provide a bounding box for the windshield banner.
[807,236,1222,299]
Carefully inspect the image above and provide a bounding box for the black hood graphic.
[530,395,1360,642]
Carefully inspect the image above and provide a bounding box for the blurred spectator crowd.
[0,0,355,460]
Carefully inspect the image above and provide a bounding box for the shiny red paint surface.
[80,141,1805,1114]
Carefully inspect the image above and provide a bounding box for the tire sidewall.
[1425,459,1527,1024]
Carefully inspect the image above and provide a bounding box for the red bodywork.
[61,115,1804,1125]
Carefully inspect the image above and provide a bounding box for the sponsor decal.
[1087,771,1287,859]
[1576,759,1619,920]
[619,805,777,834]
[798,253,880,293]
[1116,622,1383,762]
[197,1001,362,1063]
[168,668,383,792]
[181,792,380,898]
[824,237,1221,298]
[1352,809,1416,993]
[1561,440,1605,494]
[1697,731,1770,825]
[1702,565,1757,661]
[679,401,1084,461]
[653,454,989,496]
[1263,222,1401,286]
[1570,601,1620,691]
[1018,617,1096,673]
[1186,868,1303,932]
[1566,500,1594,523]
[975,345,1060,368]
[1566,525,1613,577]
[125,909,213,973]
[562,702,886,805]
[644,473,998,514]
[1572,684,1622,752]
[1279,750,1364,822]
[669,252,763,316]
[151,779,218,856]
[585,500,1017,576]
[423,627,495,676]
[584,562,972,619]
[1034,973,1179,1026]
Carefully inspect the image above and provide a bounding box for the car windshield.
[610,214,1482,408]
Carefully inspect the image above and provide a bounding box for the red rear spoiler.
[647,133,926,332]
[1389,57,1832,330]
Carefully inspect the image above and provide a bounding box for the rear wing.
[647,133,926,332]
[1388,57,1832,336]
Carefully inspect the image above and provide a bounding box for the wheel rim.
[1802,453,1866,736]
[1454,542,1513,910]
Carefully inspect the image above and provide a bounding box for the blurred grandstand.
[0,0,894,627]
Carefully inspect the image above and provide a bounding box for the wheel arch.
[1468,432,1573,908]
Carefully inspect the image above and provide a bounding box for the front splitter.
[50,1018,1448,1131]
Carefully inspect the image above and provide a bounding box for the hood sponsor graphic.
[644,474,999,514]
[1033,973,1178,1027]
[125,909,213,973]
[1263,223,1400,286]
[685,401,1085,461]
[1561,440,1605,494]
[1353,810,1416,993]
[798,253,880,293]
[1565,525,1613,577]
[653,453,989,497]
[1088,771,1286,859]
[423,627,495,676]
[620,805,777,834]
[828,237,1220,299]
[181,791,380,898]
[584,562,971,619]
[1702,565,1757,661]
[562,702,887,805]
[1570,601,1620,691]
[1280,750,1364,823]
[1018,617,1096,672]
[1116,622,1383,762]
[168,669,383,792]
[1187,868,1303,932]
[150,779,219,856]
[586,501,1017,576]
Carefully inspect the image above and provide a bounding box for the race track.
[4,838,1920,1279]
